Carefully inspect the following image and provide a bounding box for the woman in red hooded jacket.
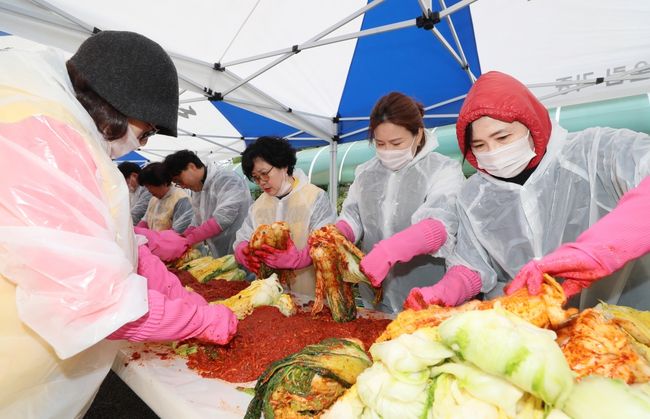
[404,71,650,311]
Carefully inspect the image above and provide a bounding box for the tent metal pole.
[339,116,370,121]
[177,129,242,153]
[286,130,305,138]
[0,2,90,33]
[438,0,475,82]
[423,114,459,118]
[23,0,95,33]
[221,0,386,97]
[329,139,338,207]
[224,97,289,113]
[179,97,208,104]
[538,64,650,101]
[221,0,386,68]
[340,126,370,139]
[424,94,467,110]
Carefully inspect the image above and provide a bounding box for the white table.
[113,342,254,419]
[112,302,392,418]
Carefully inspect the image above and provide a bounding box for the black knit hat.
[69,31,179,137]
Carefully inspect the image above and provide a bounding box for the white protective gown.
[449,121,650,310]
[339,130,466,313]
[234,168,337,295]
[190,161,253,257]
[0,48,147,417]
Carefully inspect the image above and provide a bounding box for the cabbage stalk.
[562,376,650,419]
[438,308,574,407]
[431,362,524,417]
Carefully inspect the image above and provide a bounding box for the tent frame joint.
[213,62,225,72]
[92,27,101,34]
[292,44,301,54]
[332,134,340,143]
[332,114,340,123]
[416,9,440,30]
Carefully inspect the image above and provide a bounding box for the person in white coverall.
[405,71,650,312]
[0,31,237,418]
[118,161,152,225]
[233,136,337,296]
[335,92,466,313]
[137,149,253,261]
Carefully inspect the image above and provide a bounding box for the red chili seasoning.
[185,305,390,383]
[171,269,250,301]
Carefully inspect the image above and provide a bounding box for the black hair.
[117,161,141,178]
[241,136,297,180]
[163,149,205,178]
[138,162,171,187]
[462,122,473,163]
[66,60,129,141]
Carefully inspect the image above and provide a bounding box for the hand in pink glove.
[234,241,261,274]
[108,290,238,344]
[335,220,356,243]
[136,220,148,228]
[404,265,482,310]
[137,245,207,306]
[360,219,447,287]
[135,226,189,262]
[506,175,650,298]
[253,237,312,270]
[183,218,222,246]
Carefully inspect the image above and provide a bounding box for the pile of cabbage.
[323,308,650,419]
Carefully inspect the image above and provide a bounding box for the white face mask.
[106,126,140,159]
[375,136,416,171]
[474,131,536,178]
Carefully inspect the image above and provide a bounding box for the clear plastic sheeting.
[0,47,147,416]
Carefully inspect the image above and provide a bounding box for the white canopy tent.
[1,0,649,204]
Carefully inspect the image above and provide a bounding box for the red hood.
[457,71,552,170]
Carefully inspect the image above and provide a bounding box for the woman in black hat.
[0,31,236,416]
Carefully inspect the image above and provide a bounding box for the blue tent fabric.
[212,101,329,148]
[113,150,149,167]
[210,0,480,147]
[338,0,481,142]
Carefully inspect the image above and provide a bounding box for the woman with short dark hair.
[234,136,336,296]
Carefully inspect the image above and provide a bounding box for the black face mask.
[491,164,538,185]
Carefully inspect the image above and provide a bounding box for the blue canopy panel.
[113,150,149,167]
[337,0,481,143]
[212,101,329,149]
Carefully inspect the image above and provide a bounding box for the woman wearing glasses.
[233,136,337,296]
[335,92,467,313]
[0,31,237,416]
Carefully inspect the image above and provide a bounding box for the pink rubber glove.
[108,289,238,344]
[360,219,447,287]
[335,220,356,242]
[507,176,650,298]
[138,245,207,306]
[404,265,482,310]
[254,237,312,270]
[135,226,190,262]
[234,241,262,274]
[183,218,222,245]
[136,220,148,228]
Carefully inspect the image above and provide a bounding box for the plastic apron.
[190,161,253,257]
[144,185,191,232]
[0,48,148,417]
[234,169,336,296]
[338,131,466,313]
[449,122,650,310]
